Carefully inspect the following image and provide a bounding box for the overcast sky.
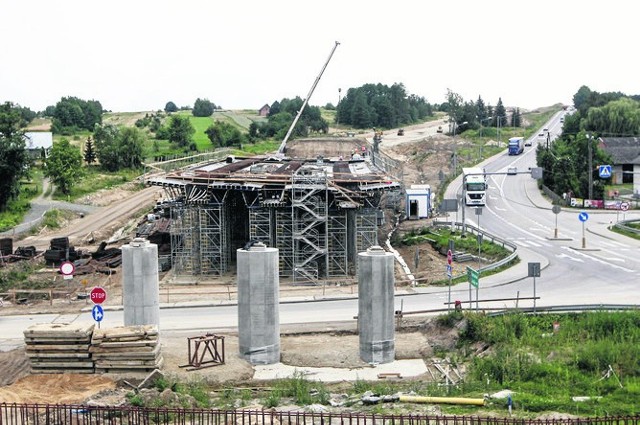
[1,1,637,113]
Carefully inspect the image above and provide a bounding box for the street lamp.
[586,133,594,200]
[452,121,468,175]
[496,115,507,146]
[478,117,493,161]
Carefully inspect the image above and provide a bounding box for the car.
[538,132,544,137]
[524,139,532,146]
[507,167,517,175]
[543,128,549,132]
[397,128,404,136]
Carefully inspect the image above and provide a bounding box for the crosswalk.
[510,237,631,250]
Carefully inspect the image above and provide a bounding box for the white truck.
[462,167,487,206]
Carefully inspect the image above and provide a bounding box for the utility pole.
[587,134,593,200]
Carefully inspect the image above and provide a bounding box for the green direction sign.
[466,266,479,288]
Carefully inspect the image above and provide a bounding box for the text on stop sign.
[90,287,107,304]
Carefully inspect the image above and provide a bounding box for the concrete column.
[237,242,280,365]
[122,238,160,327]
[358,245,395,364]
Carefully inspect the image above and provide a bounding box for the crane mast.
[277,41,340,155]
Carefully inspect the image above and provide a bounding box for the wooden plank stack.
[23,323,95,374]
[90,325,163,373]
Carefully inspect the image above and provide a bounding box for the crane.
[277,41,340,155]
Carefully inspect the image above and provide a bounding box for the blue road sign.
[91,304,104,322]
[446,264,452,278]
[578,212,589,222]
[598,165,612,178]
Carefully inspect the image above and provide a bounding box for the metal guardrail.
[433,219,519,276]
[613,219,640,235]
[488,304,640,316]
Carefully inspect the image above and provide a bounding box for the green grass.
[0,171,43,232]
[51,166,143,201]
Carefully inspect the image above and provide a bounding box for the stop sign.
[447,249,453,265]
[90,286,107,305]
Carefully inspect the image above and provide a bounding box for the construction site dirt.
[0,118,468,407]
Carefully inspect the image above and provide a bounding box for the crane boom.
[277,41,340,155]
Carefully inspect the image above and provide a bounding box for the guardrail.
[432,219,519,276]
[613,219,640,235]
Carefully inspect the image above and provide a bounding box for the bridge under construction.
[147,150,401,285]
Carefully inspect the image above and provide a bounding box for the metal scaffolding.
[170,192,230,276]
[327,213,348,277]
[291,166,328,285]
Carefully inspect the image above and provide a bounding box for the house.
[258,104,270,117]
[23,132,53,158]
[598,137,640,195]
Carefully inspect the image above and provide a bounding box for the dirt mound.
[0,373,115,404]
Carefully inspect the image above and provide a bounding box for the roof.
[599,137,640,165]
[23,132,53,150]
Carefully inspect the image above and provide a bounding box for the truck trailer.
[508,137,525,155]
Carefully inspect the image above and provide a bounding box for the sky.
[1,0,638,114]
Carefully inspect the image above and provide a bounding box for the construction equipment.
[277,41,340,155]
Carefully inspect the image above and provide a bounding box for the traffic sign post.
[598,165,612,179]
[466,266,479,311]
[552,204,562,238]
[578,212,589,248]
[91,305,104,328]
[59,261,75,281]
[90,287,107,305]
[528,262,541,312]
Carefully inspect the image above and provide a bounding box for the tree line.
[335,83,433,129]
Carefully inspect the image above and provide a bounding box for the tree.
[52,96,103,133]
[164,101,178,113]
[93,124,145,171]
[193,98,216,117]
[0,102,29,210]
[205,121,245,148]
[510,108,522,127]
[493,98,507,128]
[44,138,83,195]
[166,115,195,148]
[118,127,145,169]
[84,136,96,165]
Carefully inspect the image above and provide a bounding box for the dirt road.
[20,186,161,251]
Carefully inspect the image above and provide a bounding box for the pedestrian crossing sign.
[598,165,612,178]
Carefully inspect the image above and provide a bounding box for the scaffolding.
[327,213,348,277]
[291,166,328,285]
[151,154,402,284]
[170,192,230,276]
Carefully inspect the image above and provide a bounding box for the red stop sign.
[90,286,107,304]
[447,249,453,265]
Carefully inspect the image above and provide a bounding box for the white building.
[23,132,53,158]
[405,184,432,219]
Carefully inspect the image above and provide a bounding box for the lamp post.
[496,115,506,146]
[586,133,593,201]
[478,116,493,161]
[452,121,468,175]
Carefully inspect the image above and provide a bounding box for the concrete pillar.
[358,245,395,364]
[237,242,280,364]
[122,238,160,327]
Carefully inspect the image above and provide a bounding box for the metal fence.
[1,404,639,425]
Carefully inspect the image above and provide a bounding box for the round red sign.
[90,286,107,305]
[447,249,453,265]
